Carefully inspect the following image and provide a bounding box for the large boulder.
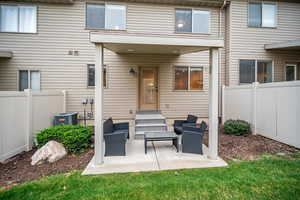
[31,140,67,165]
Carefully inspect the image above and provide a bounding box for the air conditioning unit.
[53,112,78,126]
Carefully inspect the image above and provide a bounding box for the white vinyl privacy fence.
[223,81,300,148]
[0,90,66,162]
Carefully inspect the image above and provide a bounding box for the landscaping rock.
[31,141,67,165]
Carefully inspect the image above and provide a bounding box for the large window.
[285,64,300,81]
[174,66,203,90]
[87,64,107,88]
[257,61,273,83]
[248,2,276,27]
[0,5,37,33]
[19,70,40,91]
[86,3,126,30]
[239,60,255,83]
[175,9,210,33]
[239,60,273,84]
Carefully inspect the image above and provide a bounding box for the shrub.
[223,119,251,136]
[36,125,92,154]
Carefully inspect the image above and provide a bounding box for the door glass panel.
[286,65,295,81]
[142,69,155,105]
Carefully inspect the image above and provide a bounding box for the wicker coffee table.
[144,131,179,154]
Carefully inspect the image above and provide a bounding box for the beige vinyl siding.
[228,0,300,85]
[126,3,220,39]
[0,0,224,120]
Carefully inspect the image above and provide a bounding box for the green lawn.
[1,157,300,200]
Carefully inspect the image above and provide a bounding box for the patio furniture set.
[103,115,207,156]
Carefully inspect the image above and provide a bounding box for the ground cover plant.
[36,125,92,154]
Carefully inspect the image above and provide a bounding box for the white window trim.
[239,59,274,84]
[175,8,211,34]
[18,69,40,91]
[87,64,108,89]
[173,66,204,91]
[284,64,297,81]
[0,5,37,33]
[85,3,127,30]
[248,2,277,28]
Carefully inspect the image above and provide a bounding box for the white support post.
[222,85,226,124]
[62,90,67,113]
[25,89,33,151]
[94,43,104,165]
[208,48,219,160]
[252,82,258,135]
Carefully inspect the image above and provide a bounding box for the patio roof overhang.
[264,40,300,51]
[0,50,13,58]
[90,33,224,55]
[91,33,222,166]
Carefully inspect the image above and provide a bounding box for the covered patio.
[83,140,227,174]
[84,33,226,174]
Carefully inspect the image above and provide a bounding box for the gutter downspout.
[219,0,227,121]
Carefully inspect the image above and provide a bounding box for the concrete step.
[135,113,165,120]
[136,110,161,115]
[135,118,166,125]
[135,124,167,132]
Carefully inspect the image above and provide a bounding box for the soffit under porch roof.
[90,33,224,55]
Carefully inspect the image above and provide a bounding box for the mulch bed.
[0,148,94,189]
[1,133,299,189]
[203,133,300,161]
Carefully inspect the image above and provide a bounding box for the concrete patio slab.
[82,140,158,175]
[82,140,227,175]
[154,141,227,170]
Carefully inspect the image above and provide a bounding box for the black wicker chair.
[103,118,129,156]
[181,124,204,154]
[173,115,198,135]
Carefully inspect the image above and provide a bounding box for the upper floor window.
[175,9,210,34]
[0,5,37,33]
[248,2,277,28]
[239,60,273,84]
[174,66,203,90]
[86,3,126,30]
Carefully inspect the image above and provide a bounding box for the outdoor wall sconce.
[129,68,136,75]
